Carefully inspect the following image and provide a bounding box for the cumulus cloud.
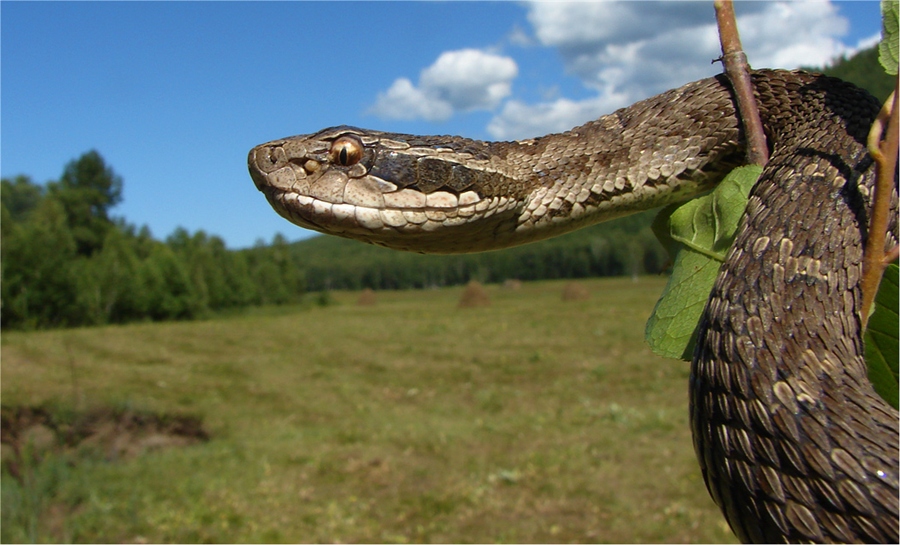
[488,0,863,140]
[369,78,453,121]
[527,0,854,96]
[528,0,717,52]
[369,49,518,121]
[487,90,629,140]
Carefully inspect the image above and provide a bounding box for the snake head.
[248,126,524,253]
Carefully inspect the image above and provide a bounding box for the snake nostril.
[304,160,320,174]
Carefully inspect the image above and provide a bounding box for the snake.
[248,69,899,543]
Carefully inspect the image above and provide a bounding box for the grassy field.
[1,277,737,543]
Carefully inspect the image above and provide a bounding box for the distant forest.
[2,46,892,329]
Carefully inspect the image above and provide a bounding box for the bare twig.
[714,0,768,166]
[861,80,900,327]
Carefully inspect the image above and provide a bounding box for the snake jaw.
[248,134,527,253]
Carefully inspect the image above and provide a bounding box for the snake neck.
[690,73,900,543]
[481,74,753,248]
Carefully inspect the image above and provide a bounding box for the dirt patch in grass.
[1,405,208,470]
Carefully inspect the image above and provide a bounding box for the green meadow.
[1,277,737,543]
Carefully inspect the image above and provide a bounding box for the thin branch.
[714,0,768,167]
[867,90,896,153]
[861,79,900,327]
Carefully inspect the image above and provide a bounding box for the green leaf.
[645,165,762,360]
[864,262,899,409]
[880,0,899,76]
[644,247,722,360]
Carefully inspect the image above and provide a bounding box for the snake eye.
[329,135,364,167]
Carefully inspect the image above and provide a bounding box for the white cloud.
[420,49,518,110]
[369,49,518,121]
[527,0,717,51]
[487,89,628,140]
[370,78,453,122]
[487,0,863,140]
[854,32,883,52]
[735,1,850,68]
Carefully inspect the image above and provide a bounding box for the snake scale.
[249,70,899,543]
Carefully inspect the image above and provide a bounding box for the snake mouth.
[261,185,522,254]
[249,144,522,253]
[248,159,272,193]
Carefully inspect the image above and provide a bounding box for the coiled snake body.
[249,70,899,542]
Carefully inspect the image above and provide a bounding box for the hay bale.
[356,288,377,306]
[458,280,491,308]
[561,281,591,301]
[502,279,522,291]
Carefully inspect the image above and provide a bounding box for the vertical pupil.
[340,147,348,165]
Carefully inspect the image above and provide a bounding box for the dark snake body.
[249,70,899,542]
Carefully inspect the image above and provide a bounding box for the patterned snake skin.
[249,70,899,543]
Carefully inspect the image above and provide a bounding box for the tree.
[140,243,203,321]
[49,150,123,256]
[1,196,80,328]
[0,175,44,222]
[77,228,146,324]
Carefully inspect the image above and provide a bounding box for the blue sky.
[1,1,886,249]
